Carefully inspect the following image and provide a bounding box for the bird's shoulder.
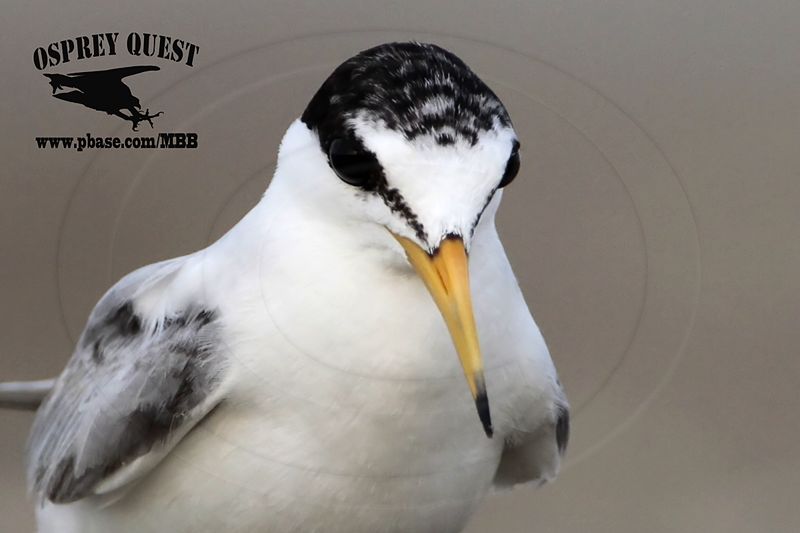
[27,254,233,504]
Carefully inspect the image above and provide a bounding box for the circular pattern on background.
[54,30,699,469]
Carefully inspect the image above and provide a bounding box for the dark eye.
[328,138,382,189]
[498,141,520,188]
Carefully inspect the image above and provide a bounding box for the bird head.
[279,42,521,437]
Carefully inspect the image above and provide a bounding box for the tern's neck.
[240,121,405,264]
[214,118,504,284]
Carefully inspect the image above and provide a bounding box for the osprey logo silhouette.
[44,65,163,131]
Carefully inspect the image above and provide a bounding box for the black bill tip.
[475,389,493,438]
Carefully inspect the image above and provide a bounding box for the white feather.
[33,120,565,533]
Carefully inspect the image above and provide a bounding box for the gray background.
[1,1,798,531]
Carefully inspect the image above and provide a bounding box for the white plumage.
[10,42,568,533]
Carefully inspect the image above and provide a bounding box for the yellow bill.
[393,233,493,438]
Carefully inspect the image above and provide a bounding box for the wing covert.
[27,258,230,504]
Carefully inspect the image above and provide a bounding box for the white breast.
[36,174,557,533]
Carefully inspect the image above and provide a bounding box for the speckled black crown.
[301,42,512,153]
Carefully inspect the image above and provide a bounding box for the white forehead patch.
[347,113,518,250]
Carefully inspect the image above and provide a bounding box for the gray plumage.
[26,258,229,504]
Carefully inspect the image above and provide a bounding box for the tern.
[1,42,569,533]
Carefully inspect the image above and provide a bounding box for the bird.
[43,65,163,130]
[1,42,569,533]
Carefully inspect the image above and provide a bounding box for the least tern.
[2,42,569,533]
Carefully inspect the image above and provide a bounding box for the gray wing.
[27,257,230,504]
[493,388,570,489]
